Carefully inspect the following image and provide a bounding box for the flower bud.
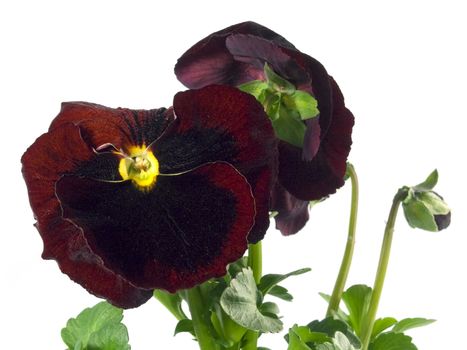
[401,170,451,232]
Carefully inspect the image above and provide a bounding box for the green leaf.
[307,318,361,349]
[61,302,130,350]
[87,324,130,350]
[220,268,283,333]
[174,319,194,336]
[332,331,357,350]
[283,90,319,120]
[259,268,311,296]
[271,107,307,147]
[371,317,397,339]
[341,284,372,337]
[369,332,417,350]
[153,289,187,321]
[315,344,337,350]
[258,348,273,350]
[264,63,296,94]
[392,318,435,333]
[413,169,438,192]
[318,293,348,321]
[287,325,331,350]
[259,302,280,317]
[238,80,269,100]
[269,285,294,301]
[228,256,249,278]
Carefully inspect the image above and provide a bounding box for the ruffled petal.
[277,77,354,200]
[56,162,255,291]
[271,183,309,236]
[21,123,153,308]
[175,21,296,88]
[156,85,277,242]
[50,102,172,152]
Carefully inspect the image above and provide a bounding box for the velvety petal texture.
[22,85,276,308]
[175,21,354,235]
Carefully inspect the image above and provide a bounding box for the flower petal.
[271,183,309,236]
[278,77,354,201]
[50,102,172,151]
[156,85,277,242]
[21,123,152,308]
[56,162,255,291]
[175,21,296,89]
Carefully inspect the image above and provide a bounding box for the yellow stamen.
[118,145,159,191]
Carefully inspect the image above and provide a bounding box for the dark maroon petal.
[50,102,173,152]
[271,183,310,236]
[21,123,152,308]
[156,85,277,242]
[278,77,354,201]
[175,21,296,88]
[56,162,255,291]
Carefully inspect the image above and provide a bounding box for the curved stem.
[243,241,263,349]
[360,189,407,350]
[187,286,219,350]
[326,163,359,317]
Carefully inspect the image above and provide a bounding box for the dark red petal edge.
[278,76,354,201]
[169,85,277,242]
[51,102,173,152]
[175,21,296,89]
[21,123,152,308]
[271,183,310,236]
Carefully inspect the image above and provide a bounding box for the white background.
[1,0,466,349]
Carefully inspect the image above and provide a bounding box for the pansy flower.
[175,21,354,235]
[22,85,277,308]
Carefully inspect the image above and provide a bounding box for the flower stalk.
[242,241,263,349]
[326,163,359,317]
[360,188,408,350]
[187,286,220,350]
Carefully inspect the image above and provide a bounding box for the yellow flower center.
[118,146,159,191]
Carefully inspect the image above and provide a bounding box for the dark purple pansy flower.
[22,85,277,308]
[175,21,354,235]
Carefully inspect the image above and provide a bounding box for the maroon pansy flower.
[22,85,277,308]
[175,21,354,235]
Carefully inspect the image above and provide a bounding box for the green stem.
[187,286,219,350]
[242,241,263,349]
[360,189,407,350]
[247,241,262,284]
[326,163,359,317]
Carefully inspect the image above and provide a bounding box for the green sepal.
[174,319,194,336]
[264,63,296,94]
[61,302,130,350]
[238,80,269,100]
[413,169,438,192]
[402,196,438,231]
[271,107,307,147]
[392,317,435,333]
[220,268,283,333]
[341,284,372,337]
[369,332,417,350]
[154,289,187,321]
[283,90,319,120]
[259,268,311,296]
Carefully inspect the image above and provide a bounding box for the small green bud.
[402,170,451,232]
